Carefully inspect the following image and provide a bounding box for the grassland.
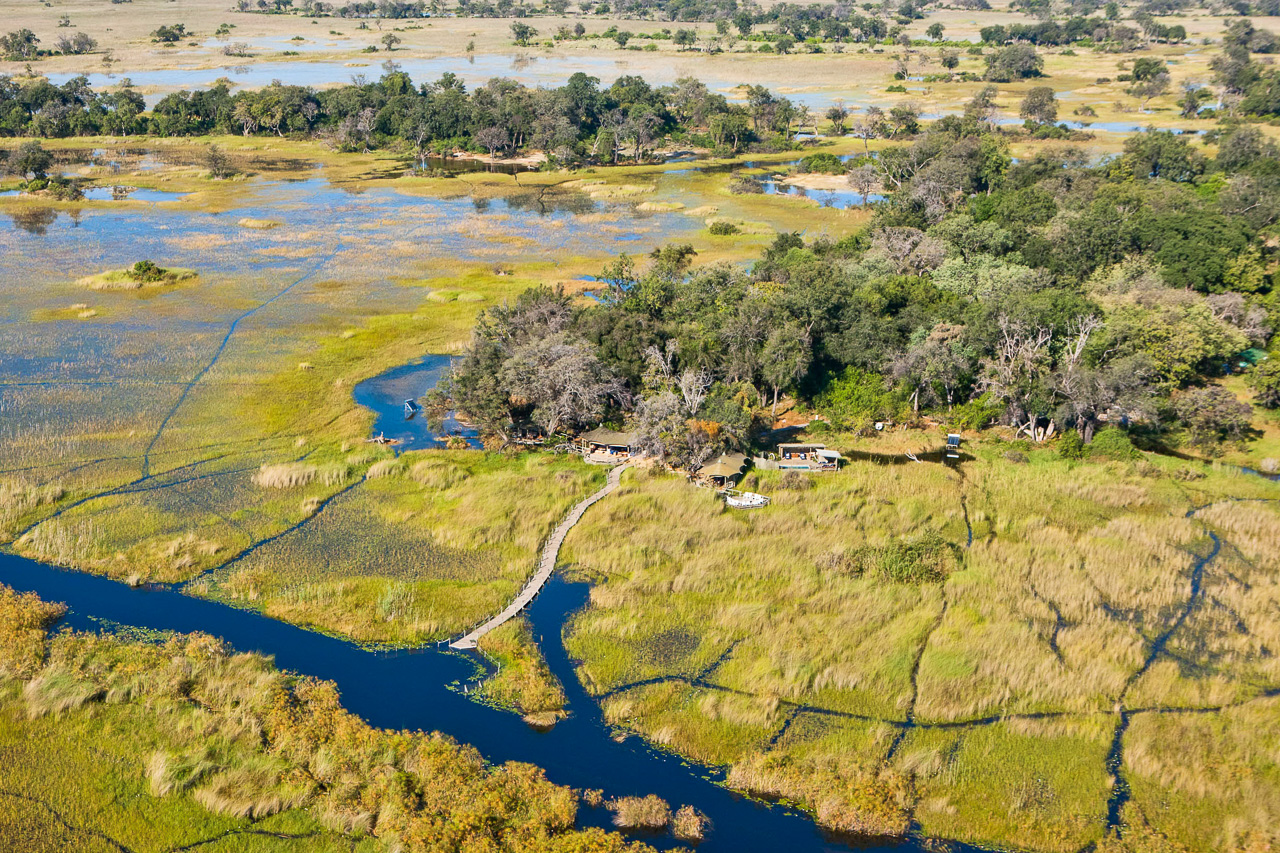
[560,441,1280,851]
[194,451,604,645]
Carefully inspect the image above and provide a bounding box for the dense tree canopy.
[439,120,1276,461]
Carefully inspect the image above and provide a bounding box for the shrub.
[798,152,845,174]
[728,174,764,194]
[778,470,813,491]
[609,795,671,829]
[1057,431,1085,460]
[708,220,739,236]
[1088,427,1137,460]
[130,260,168,283]
[949,392,1002,431]
[844,532,957,584]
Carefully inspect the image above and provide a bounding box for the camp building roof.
[581,428,636,447]
[700,453,748,478]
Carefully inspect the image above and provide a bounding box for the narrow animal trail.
[141,242,344,477]
[886,598,949,762]
[1103,507,1223,837]
[0,789,137,853]
[450,464,628,650]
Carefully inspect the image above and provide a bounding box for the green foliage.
[1247,358,1280,408]
[799,152,846,175]
[130,260,169,283]
[984,44,1043,82]
[151,23,189,43]
[1088,426,1137,459]
[816,367,903,431]
[1176,386,1254,448]
[853,531,959,584]
[949,392,1003,431]
[1057,431,1085,460]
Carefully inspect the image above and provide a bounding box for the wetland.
[3,2,1280,852]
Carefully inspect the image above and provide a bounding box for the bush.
[708,220,739,236]
[949,392,1002,431]
[130,260,168,283]
[853,532,957,584]
[1057,431,1085,460]
[777,470,813,491]
[1088,427,1137,460]
[728,174,764,194]
[798,152,845,174]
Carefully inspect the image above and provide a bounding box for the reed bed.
[562,446,1280,849]
[203,452,603,645]
[476,617,568,719]
[1123,698,1280,853]
[608,795,671,829]
[0,584,640,853]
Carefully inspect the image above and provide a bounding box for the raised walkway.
[449,463,629,650]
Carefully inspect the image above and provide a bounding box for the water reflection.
[9,207,59,235]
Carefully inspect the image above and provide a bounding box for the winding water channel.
[0,553,981,853]
[0,356,1000,852]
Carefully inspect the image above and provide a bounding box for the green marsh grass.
[199,452,603,645]
[476,617,568,721]
[560,444,1280,848]
[0,584,642,853]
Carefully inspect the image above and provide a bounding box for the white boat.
[725,491,770,509]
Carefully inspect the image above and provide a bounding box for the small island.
[77,260,197,291]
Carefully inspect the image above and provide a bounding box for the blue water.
[0,187,192,202]
[759,179,883,209]
[352,355,481,451]
[0,550,963,852]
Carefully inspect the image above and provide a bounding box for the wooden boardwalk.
[449,464,629,650]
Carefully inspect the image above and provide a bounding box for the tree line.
[437,116,1279,468]
[0,71,822,163]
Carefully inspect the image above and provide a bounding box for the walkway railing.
[448,464,629,650]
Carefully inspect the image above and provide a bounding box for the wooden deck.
[448,464,629,650]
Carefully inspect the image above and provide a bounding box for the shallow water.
[759,178,883,209]
[45,54,871,109]
[0,551,972,852]
[352,355,481,451]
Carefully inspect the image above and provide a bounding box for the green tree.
[984,45,1043,82]
[8,140,51,180]
[1248,359,1280,408]
[510,22,538,46]
[1019,86,1058,124]
[761,323,811,414]
[926,22,944,41]
[1176,386,1253,448]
